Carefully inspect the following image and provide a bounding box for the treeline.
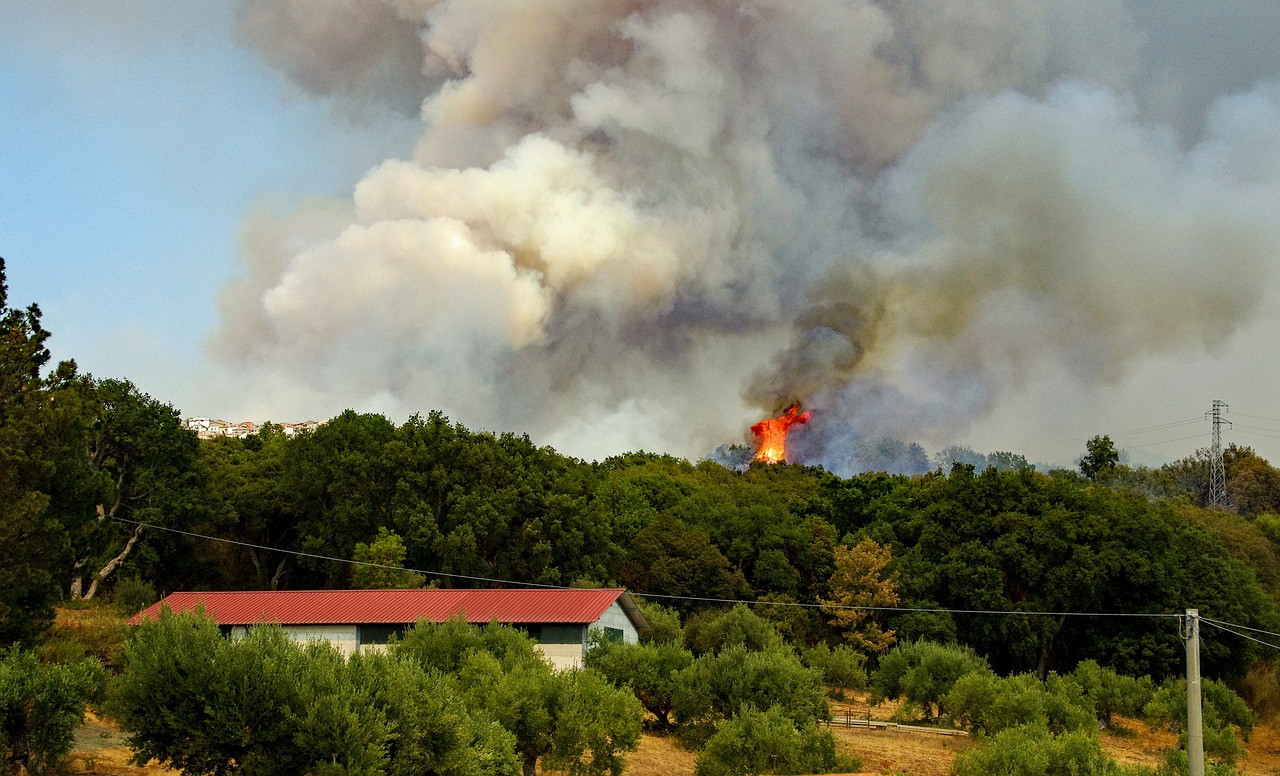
[4,256,1280,680]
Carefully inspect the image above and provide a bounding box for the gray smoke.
[214,0,1280,466]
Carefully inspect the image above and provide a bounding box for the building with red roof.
[131,588,648,670]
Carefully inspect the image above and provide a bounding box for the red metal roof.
[130,588,646,630]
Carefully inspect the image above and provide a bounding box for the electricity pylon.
[1208,400,1231,509]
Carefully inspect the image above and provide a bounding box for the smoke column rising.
[214,0,1280,469]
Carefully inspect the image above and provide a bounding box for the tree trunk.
[1036,614,1068,681]
[270,558,288,590]
[83,523,145,600]
[522,756,537,776]
[69,558,87,600]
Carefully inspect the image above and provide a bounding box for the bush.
[673,645,829,737]
[683,605,784,656]
[1072,660,1154,726]
[112,609,522,775]
[801,643,867,700]
[693,706,854,776]
[0,648,105,774]
[1143,678,1254,765]
[112,576,157,615]
[946,672,1094,736]
[950,724,1128,775]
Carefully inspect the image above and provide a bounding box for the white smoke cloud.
[216,0,1280,467]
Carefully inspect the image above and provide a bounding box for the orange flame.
[751,403,813,464]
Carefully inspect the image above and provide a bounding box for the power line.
[1199,618,1280,652]
[1199,616,1280,643]
[111,517,1181,620]
[1227,411,1280,425]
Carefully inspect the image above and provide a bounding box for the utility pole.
[1186,609,1205,776]
[1208,400,1231,508]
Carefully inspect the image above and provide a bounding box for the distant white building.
[130,588,648,670]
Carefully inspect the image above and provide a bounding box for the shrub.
[112,576,157,616]
[683,605,785,656]
[950,724,1128,775]
[1144,678,1254,765]
[1072,660,1154,726]
[673,646,829,729]
[801,643,867,700]
[586,635,693,729]
[947,672,1094,736]
[0,648,105,774]
[693,706,853,776]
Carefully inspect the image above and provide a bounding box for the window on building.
[359,624,407,646]
[538,624,586,644]
[601,626,624,642]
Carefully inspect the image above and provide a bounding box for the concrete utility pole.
[1208,401,1231,508]
[1186,609,1205,776]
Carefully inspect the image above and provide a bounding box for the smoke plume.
[214,0,1280,468]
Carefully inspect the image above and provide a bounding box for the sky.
[5,1,1280,471]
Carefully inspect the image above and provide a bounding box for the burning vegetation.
[751,404,813,464]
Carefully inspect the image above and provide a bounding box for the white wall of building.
[588,602,640,644]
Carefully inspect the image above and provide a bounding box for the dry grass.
[62,693,1280,776]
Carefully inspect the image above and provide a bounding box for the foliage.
[672,645,829,742]
[800,643,867,700]
[635,600,683,646]
[870,640,991,721]
[352,527,424,589]
[0,648,105,774]
[397,617,642,776]
[112,609,520,776]
[1143,678,1254,764]
[1071,660,1154,726]
[820,537,899,654]
[949,724,1132,775]
[945,671,1095,735]
[1081,435,1120,480]
[586,635,693,729]
[683,604,784,656]
[111,576,157,615]
[693,706,850,776]
[0,259,75,645]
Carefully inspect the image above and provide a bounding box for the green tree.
[1071,660,1154,727]
[0,259,77,644]
[68,378,205,600]
[945,671,1095,735]
[800,643,867,700]
[0,648,105,774]
[586,636,694,729]
[1144,678,1254,765]
[683,604,784,656]
[672,645,829,741]
[199,427,300,590]
[112,609,521,776]
[870,640,991,722]
[398,618,641,776]
[352,527,423,589]
[693,706,848,776]
[1081,435,1120,480]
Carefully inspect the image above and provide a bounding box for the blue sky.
[6,1,1280,468]
[0,4,416,405]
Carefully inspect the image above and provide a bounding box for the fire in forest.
[751,404,813,464]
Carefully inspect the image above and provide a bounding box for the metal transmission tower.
[1208,400,1231,509]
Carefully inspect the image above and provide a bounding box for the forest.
[4,255,1280,774]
